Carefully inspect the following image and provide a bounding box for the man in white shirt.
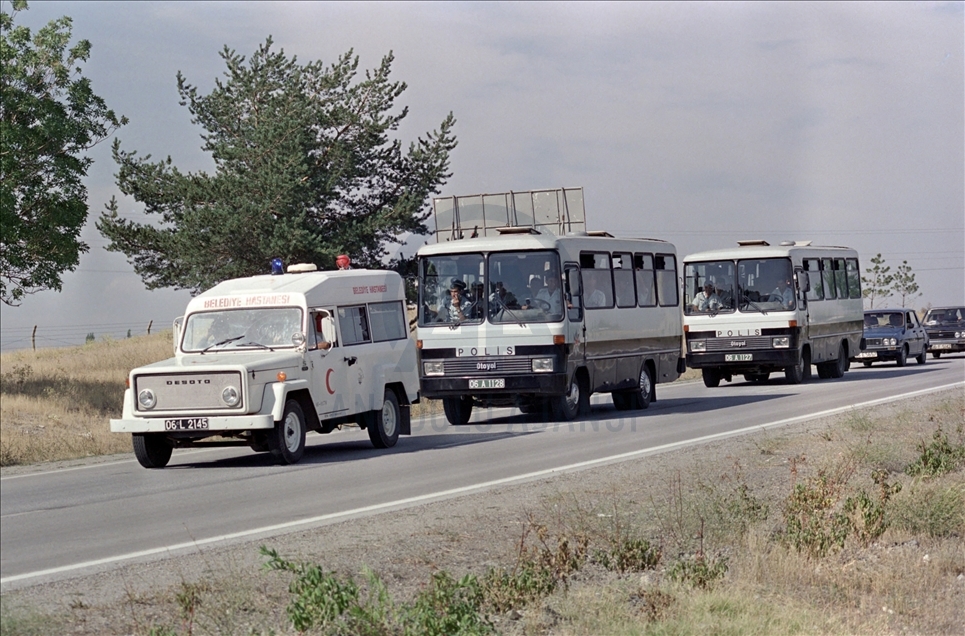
[769,277,795,310]
[691,283,721,312]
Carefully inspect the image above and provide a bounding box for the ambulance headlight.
[222,386,241,407]
[291,332,306,348]
[137,389,157,410]
[423,361,444,376]
[532,357,554,373]
[772,337,790,349]
[691,341,706,352]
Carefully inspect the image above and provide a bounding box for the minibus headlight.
[772,337,790,349]
[137,389,157,410]
[532,358,554,373]
[423,361,444,376]
[691,341,706,352]
[222,386,241,407]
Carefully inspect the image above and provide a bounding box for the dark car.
[853,309,928,367]
[923,306,965,358]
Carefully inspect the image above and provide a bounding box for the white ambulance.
[111,264,419,468]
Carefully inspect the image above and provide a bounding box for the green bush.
[781,468,853,558]
[481,523,588,612]
[262,546,363,632]
[842,469,901,545]
[402,571,492,636]
[889,482,965,538]
[905,428,965,478]
[667,552,728,589]
[592,537,661,573]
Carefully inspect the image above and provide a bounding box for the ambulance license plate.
[469,378,505,389]
[165,418,209,430]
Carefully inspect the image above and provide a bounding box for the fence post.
[147,320,153,335]
[31,325,37,351]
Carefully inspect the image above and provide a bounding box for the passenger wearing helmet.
[336,254,352,270]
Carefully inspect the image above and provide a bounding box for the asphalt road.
[2,356,962,590]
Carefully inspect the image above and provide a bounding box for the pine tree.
[892,260,920,308]
[97,39,456,293]
[861,253,893,309]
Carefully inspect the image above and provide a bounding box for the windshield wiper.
[201,334,245,354]
[491,293,527,327]
[238,341,275,351]
[740,296,768,315]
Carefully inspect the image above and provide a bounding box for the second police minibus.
[682,240,863,386]
[415,188,685,425]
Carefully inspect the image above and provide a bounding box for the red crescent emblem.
[325,368,335,394]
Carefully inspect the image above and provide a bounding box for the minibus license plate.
[469,379,505,389]
[724,354,753,362]
[165,418,209,430]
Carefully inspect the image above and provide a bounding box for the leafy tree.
[0,0,126,306]
[892,260,920,308]
[97,39,456,293]
[861,253,893,309]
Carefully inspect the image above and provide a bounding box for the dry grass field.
[0,332,174,466]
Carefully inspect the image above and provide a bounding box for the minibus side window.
[834,258,849,299]
[846,258,861,299]
[655,254,678,307]
[822,258,836,300]
[612,252,636,308]
[580,252,614,309]
[804,258,823,301]
[634,253,656,307]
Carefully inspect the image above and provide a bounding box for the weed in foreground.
[262,547,367,632]
[780,461,855,559]
[592,537,661,573]
[481,520,588,613]
[842,469,902,545]
[889,481,965,538]
[667,552,729,590]
[261,546,493,635]
[905,426,965,478]
[403,571,493,636]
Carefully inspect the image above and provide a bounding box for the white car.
[111,264,419,468]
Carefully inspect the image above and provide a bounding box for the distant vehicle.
[923,306,965,358]
[111,264,419,468]
[416,187,684,424]
[683,241,863,386]
[853,309,928,366]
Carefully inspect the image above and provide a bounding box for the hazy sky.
[2,1,962,351]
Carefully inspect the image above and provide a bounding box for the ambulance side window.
[338,305,371,345]
[369,301,407,342]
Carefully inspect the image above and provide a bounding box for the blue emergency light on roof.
[270,258,284,275]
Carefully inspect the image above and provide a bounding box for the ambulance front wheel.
[269,399,306,464]
[133,433,173,469]
[367,389,401,448]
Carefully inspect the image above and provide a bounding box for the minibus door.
[564,263,585,361]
